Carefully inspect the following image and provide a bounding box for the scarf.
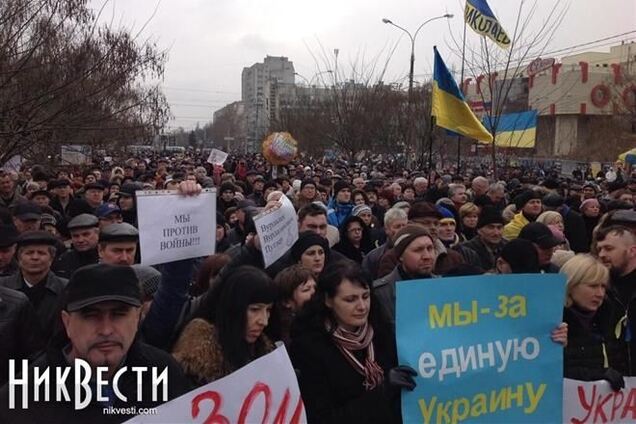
[329,321,384,390]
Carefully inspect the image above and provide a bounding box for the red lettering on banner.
[622,389,636,419]
[593,393,612,422]
[571,385,595,424]
[291,397,305,424]
[273,389,291,423]
[191,391,230,424]
[610,390,624,421]
[238,382,272,424]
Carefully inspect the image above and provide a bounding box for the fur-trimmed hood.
[172,318,274,385]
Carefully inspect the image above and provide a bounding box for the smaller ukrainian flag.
[482,110,537,148]
[432,47,493,142]
[465,0,511,49]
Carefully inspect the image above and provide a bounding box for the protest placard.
[254,196,298,267]
[207,148,229,165]
[396,274,566,423]
[136,189,216,265]
[564,378,636,423]
[126,344,306,423]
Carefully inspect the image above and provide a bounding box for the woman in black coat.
[561,254,627,390]
[290,261,415,423]
[333,215,373,264]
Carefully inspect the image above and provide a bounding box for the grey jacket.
[373,266,436,336]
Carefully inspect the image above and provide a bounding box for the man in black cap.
[227,199,258,246]
[543,192,588,253]
[0,264,191,422]
[217,181,237,213]
[98,222,139,266]
[0,231,67,339]
[0,225,19,277]
[518,222,562,273]
[52,214,100,279]
[503,190,543,240]
[83,181,105,210]
[458,207,507,272]
[11,202,42,234]
[49,179,74,218]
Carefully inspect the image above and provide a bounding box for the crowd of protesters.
[0,150,635,422]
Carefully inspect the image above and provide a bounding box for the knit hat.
[408,201,442,221]
[437,206,455,223]
[477,207,505,228]
[499,239,540,273]
[351,204,372,217]
[333,180,351,195]
[131,264,162,300]
[290,231,330,263]
[579,198,600,212]
[513,190,542,210]
[393,225,433,258]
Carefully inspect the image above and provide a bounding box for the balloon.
[262,132,298,165]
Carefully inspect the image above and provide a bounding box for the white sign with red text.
[564,378,636,423]
[126,344,306,423]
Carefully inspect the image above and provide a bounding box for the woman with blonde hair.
[561,254,626,390]
[537,211,570,250]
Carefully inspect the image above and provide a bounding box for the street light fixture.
[382,13,453,96]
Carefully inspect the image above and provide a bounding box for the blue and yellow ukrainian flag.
[482,110,537,148]
[432,47,493,142]
[465,0,511,49]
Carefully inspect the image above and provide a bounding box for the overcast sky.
[90,0,636,130]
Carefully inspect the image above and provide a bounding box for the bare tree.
[445,0,570,176]
[0,0,170,165]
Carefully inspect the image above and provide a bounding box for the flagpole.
[428,116,435,181]
[457,12,468,174]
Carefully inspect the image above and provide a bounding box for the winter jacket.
[0,340,191,424]
[459,236,506,272]
[373,266,436,336]
[606,268,636,375]
[0,271,68,341]
[0,286,44,385]
[561,206,589,253]
[51,248,99,279]
[290,314,399,423]
[503,212,530,240]
[327,201,354,228]
[563,304,628,380]
[172,318,274,387]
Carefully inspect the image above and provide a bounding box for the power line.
[162,86,240,95]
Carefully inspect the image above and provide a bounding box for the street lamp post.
[382,14,453,97]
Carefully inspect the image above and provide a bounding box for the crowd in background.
[0,150,635,422]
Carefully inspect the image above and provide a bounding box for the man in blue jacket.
[327,180,354,228]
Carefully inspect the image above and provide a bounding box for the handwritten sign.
[396,274,566,423]
[207,148,228,165]
[136,189,216,265]
[564,378,636,423]
[254,196,298,267]
[126,344,306,423]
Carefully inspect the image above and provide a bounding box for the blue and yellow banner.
[465,0,511,49]
[396,274,565,423]
[482,110,537,148]
[432,47,493,142]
